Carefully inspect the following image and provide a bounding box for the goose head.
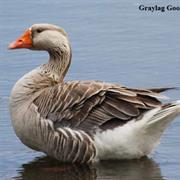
[9,24,72,82]
[9,23,70,54]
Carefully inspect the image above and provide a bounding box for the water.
[1,0,180,179]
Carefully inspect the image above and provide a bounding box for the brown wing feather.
[33,80,172,132]
[148,87,177,93]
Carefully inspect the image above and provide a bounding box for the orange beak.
[8,29,32,49]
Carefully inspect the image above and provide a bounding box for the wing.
[33,80,171,132]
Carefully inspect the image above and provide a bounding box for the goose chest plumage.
[8,23,180,163]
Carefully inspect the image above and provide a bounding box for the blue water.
[1,0,180,179]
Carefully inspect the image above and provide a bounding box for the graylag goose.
[8,24,180,163]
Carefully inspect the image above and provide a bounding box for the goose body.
[9,24,180,163]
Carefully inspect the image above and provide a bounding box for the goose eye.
[36,29,43,33]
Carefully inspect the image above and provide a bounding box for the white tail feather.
[147,100,180,126]
[141,100,180,145]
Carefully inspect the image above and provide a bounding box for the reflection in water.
[13,156,164,180]
[96,158,165,180]
[14,156,96,180]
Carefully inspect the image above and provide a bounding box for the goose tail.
[142,100,180,137]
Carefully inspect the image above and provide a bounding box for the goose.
[8,23,180,163]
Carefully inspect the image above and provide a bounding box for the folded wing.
[33,80,171,133]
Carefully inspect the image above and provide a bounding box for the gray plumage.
[9,23,180,163]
